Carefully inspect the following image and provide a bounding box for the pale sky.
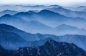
[0,0,86,6]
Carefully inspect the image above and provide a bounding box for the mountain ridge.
[0,40,86,56]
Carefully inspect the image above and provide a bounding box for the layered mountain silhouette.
[28,38,53,46]
[49,5,60,8]
[28,34,86,51]
[0,14,53,34]
[65,6,86,11]
[13,9,86,30]
[0,10,17,17]
[0,24,86,51]
[0,24,51,41]
[0,40,86,56]
[0,23,86,40]
[46,7,86,19]
[54,24,86,35]
[0,5,86,56]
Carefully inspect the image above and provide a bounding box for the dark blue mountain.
[0,29,27,50]
[0,24,86,51]
[0,40,86,56]
[0,14,23,23]
[0,24,52,41]
[0,45,13,56]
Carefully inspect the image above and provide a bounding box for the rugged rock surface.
[0,40,86,56]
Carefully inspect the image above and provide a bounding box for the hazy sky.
[0,0,86,6]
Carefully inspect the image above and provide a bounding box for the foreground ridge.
[0,40,86,56]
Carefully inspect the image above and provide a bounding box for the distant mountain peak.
[14,12,29,16]
[78,6,86,8]
[2,9,17,12]
[28,11,35,13]
[44,40,57,45]
[58,24,71,27]
[47,40,56,43]
[56,24,77,29]
[50,5,59,6]
[3,9,11,11]
[39,9,53,13]
[1,14,12,17]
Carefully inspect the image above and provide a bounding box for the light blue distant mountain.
[14,9,86,29]
[1,10,86,35]
[46,7,86,19]
[54,24,86,35]
[23,5,45,7]
[1,14,86,35]
[65,6,86,11]
[81,9,86,12]
[0,14,53,35]
[0,9,17,17]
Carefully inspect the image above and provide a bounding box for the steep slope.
[1,40,85,56]
[0,30,28,50]
[0,45,13,56]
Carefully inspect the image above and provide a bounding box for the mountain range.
[1,8,86,30]
[0,5,86,56]
[0,40,86,56]
[65,6,86,11]
[0,24,86,51]
[13,9,86,30]
[0,5,86,52]
[46,7,86,19]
